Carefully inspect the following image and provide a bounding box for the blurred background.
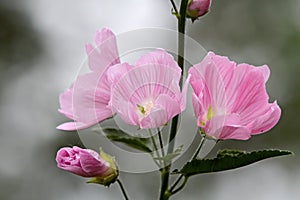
[0,0,299,199]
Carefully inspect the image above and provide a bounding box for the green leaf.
[154,145,183,164]
[100,128,153,153]
[178,149,293,177]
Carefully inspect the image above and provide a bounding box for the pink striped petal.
[189,53,227,112]
[140,108,167,129]
[111,60,183,128]
[231,69,268,114]
[205,114,251,140]
[72,72,112,123]
[106,63,133,86]
[135,49,181,80]
[86,28,120,72]
[58,87,75,119]
[189,51,281,140]
[79,149,109,176]
[180,74,191,111]
[249,101,281,134]
[56,122,94,131]
[155,94,181,120]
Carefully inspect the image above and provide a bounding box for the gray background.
[0,0,299,199]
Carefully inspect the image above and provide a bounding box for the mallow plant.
[55,1,293,199]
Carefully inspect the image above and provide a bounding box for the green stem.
[177,0,189,73]
[170,136,206,193]
[159,1,190,200]
[149,129,162,167]
[170,177,188,195]
[149,129,159,155]
[192,136,206,160]
[158,128,166,168]
[170,0,179,14]
[117,179,129,200]
[158,128,165,157]
[169,175,183,192]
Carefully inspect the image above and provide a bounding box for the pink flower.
[109,49,190,129]
[57,28,120,131]
[56,146,118,185]
[188,0,211,20]
[189,52,281,140]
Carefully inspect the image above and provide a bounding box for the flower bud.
[56,146,118,186]
[187,0,211,21]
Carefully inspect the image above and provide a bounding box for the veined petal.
[111,62,182,129]
[249,101,281,134]
[79,149,109,176]
[86,28,120,72]
[106,63,133,86]
[58,71,112,131]
[111,64,181,114]
[209,51,235,89]
[218,126,251,140]
[231,69,268,114]
[135,49,181,80]
[115,102,140,127]
[140,108,167,129]
[192,93,201,120]
[189,53,227,112]
[72,72,112,123]
[56,121,95,131]
[155,94,181,120]
[58,87,75,119]
[254,64,270,83]
[205,114,251,140]
[180,74,191,111]
[190,51,281,140]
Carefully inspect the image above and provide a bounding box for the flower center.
[200,106,213,127]
[137,100,154,116]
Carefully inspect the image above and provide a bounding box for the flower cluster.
[57,29,190,130]
[58,28,280,140]
[56,28,281,185]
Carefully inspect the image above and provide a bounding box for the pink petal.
[135,49,181,81]
[209,52,235,89]
[58,87,75,119]
[192,93,201,120]
[231,68,268,114]
[85,43,94,55]
[218,126,251,140]
[56,147,87,176]
[79,149,109,176]
[190,52,228,112]
[56,122,94,131]
[115,102,140,126]
[86,28,120,72]
[205,114,251,140]
[180,74,191,111]
[189,0,211,17]
[155,94,181,121]
[106,63,133,86]
[255,64,270,83]
[72,72,112,124]
[94,28,115,46]
[140,108,167,129]
[111,64,182,124]
[249,101,281,134]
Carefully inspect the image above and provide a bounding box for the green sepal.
[86,149,119,187]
